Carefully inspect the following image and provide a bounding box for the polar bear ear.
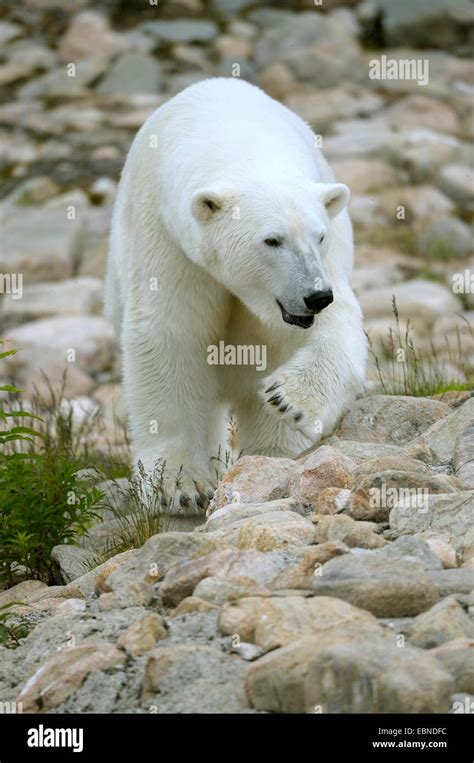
[191,188,225,223]
[315,183,350,219]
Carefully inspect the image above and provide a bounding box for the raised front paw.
[261,372,322,441]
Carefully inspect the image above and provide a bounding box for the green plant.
[367,298,474,397]
[0,601,31,648]
[0,349,104,587]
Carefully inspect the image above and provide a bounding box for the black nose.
[304,289,334,314]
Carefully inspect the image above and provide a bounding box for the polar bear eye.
[264,237,282,247]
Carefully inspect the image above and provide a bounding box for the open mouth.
[276,300,314,329]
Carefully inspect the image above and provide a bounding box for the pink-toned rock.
[18,637,125,711]
[59,11,128,62]
[291,446,355,507]
[213,456,301,510]
[424,538,459,569]
[270,542,349,590]
[160,547,281,606]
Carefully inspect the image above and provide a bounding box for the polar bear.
[105,77,367,513]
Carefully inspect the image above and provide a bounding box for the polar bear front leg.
[261,294,367,445]
[122,324,222,514]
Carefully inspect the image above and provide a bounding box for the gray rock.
[0,206,85,284]
[142,645,250,713]
[337,395,450,445]
[246,633,453,713]
[140,20,218,43]
[51,545,94,584]
[428,569,474,598]
[408,597,474,648]
[312,555,439,617]
[414,399,474,463]
[18,59,107,99]
[418,217,473,259]
[371,0,473,53]
[430,638,474,694]
[376,536,443,570]
[97,53,162,95]
[389,491,474,553]
[454,423,474,489]
[438,163,474,212]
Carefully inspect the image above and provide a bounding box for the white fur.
[105,78,367,512]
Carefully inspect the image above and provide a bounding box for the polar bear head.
[191,180,349,329]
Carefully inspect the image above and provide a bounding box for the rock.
[270,542,349,590]
[430,639,474,693]
[5,176,60,206]
[0,580,48,608]
[407,597,474,648]
[348,469,459,523]
[326,439,406,465]
[390,491,474,554]
[337,395,450,445]
[236,514,316,551]
[0,206,85,284]
[376,185,455,225]
[376,536,443,570]
[359,280,462,324]
[170,596,219,618]
[313,515,387,549]
[290,446,355,507]
[5,315,115,381]
[284,87,383,135]
[352,455,432,478]
[253,13,364,88]
[383,95,459,135]
[418,217,472,259]
[142,645,249,712]
[18,59,108,99]
[117,613,167,655]
[438,164,474,212]
[309,487,352,515]
[141,19,218,43]
[212,456,301,510]
[370,0,473,52]
[97,53,162,95]
[424,538,459,569]
[98,581,155,611]
[3,277,103,325]
[428,569,474,597]
[0,21,22,45]
[219,595,384,653]
[57,550,137,598]
[159,548,282,606]
[17,637,125,711]
[312,555,439,617]
[101,532,226,593]
[59,11,128,63]
[193,576,270,606]
[51,545,94,584]
[387,129,461,183]
[205,498,305,530]
[454,423,474,489]
[413,399,474,462]
[245,632,452,713]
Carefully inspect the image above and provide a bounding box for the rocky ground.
[0,0,473,714]
[0,392,473,713]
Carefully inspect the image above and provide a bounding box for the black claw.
[279,404,289,412]
[196,495,204,509]
[207,489,215,500]
[269,394,282,406]
[179,494,190,509]
[294,412,303,422]
[265,381,281,394]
